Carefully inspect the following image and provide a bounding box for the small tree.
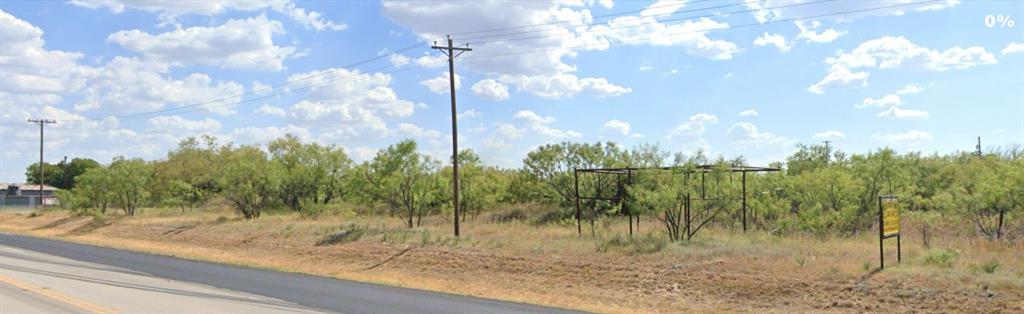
[218,145,279,219]
[72,166,115,214]
[955,156,1018,240]
[522,142,627,207]
[441,149,504,221]
[166,180,205,212]
[269,135,352,214]
[629,167,692,241]
[364,140,442,228]
[108,158,152,216]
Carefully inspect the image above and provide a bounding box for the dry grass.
[1,206,1022,313]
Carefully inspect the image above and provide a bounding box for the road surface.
[0,233,580,313]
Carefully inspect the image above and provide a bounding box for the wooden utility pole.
[27,119,56,208]
[431,35,471,237]
[976,137,982,156]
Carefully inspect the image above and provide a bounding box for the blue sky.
[1,0,1022,182]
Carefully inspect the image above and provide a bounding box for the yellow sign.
[882,198,900,236]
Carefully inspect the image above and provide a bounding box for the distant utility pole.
[27,119,56,208]
[976,137,982,156]
[823,140,831,163]
[431,35,471,237]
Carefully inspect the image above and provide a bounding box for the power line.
[449,0,726,37]
[456,0,751,42]
[464,0,940,60]
[466,0,832,45]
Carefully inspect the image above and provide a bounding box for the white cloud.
[421,72,461,94]
[512,110,581,139]
[389,53,411,68]
[499,73,630,99]
[877,106,929,119]
[746,0,960,24]
[640,0,687,17]
[457,109,480,119]
[251,81,273,95]
[107,15,295,71]
[602,119,631,135]
[829,36,997,71]
[0,9,94,107]
[534,125,583,139]
[76,57,245,114]
[813,131,846,139]
[414,52,447,68]
[513,110,557,125]
[232,124,312,144]
[637,66,653,72]
[809,36,996,94]
[601,119,642,138]
[350,147,377,161]
[753,32,790,53]
[807,66,869,95]
[471,79,510,101]
[256,104,286,117]
[856,94,903,108]
[482,122,524,149]
[896,83,924,95]
[391,123,443,139]
[276,1,347,31]
[874,130,933,144]
[0,10,274,181]
[147,115,221,134]
[727,122,789,148]
[70,0,345,31]
[1002,42,1024,56]
[596,16,738,61]
[666,113,717,152]
[794,20,845,44]
[744,0,772,24]
[381,1,591,76]
[739,109,759,117]
[284,68,419,140]
[382,0,736,79]
[856,84,929,118]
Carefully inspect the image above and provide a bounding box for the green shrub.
[299,201,327,218]
[978,260,1000,274]
[531,209,571,225]
[595,232,666,254]
[489,208,528,223]
[923,249,958,268]
[631,232,667,254]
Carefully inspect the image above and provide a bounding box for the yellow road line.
[0,274,120,314]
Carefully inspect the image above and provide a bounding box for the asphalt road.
[0,233,581,314]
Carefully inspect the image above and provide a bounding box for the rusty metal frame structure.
[573,165,780,238]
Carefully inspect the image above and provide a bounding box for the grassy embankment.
[1,205,1022,313]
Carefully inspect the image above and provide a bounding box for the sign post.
[879,195,901,269]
